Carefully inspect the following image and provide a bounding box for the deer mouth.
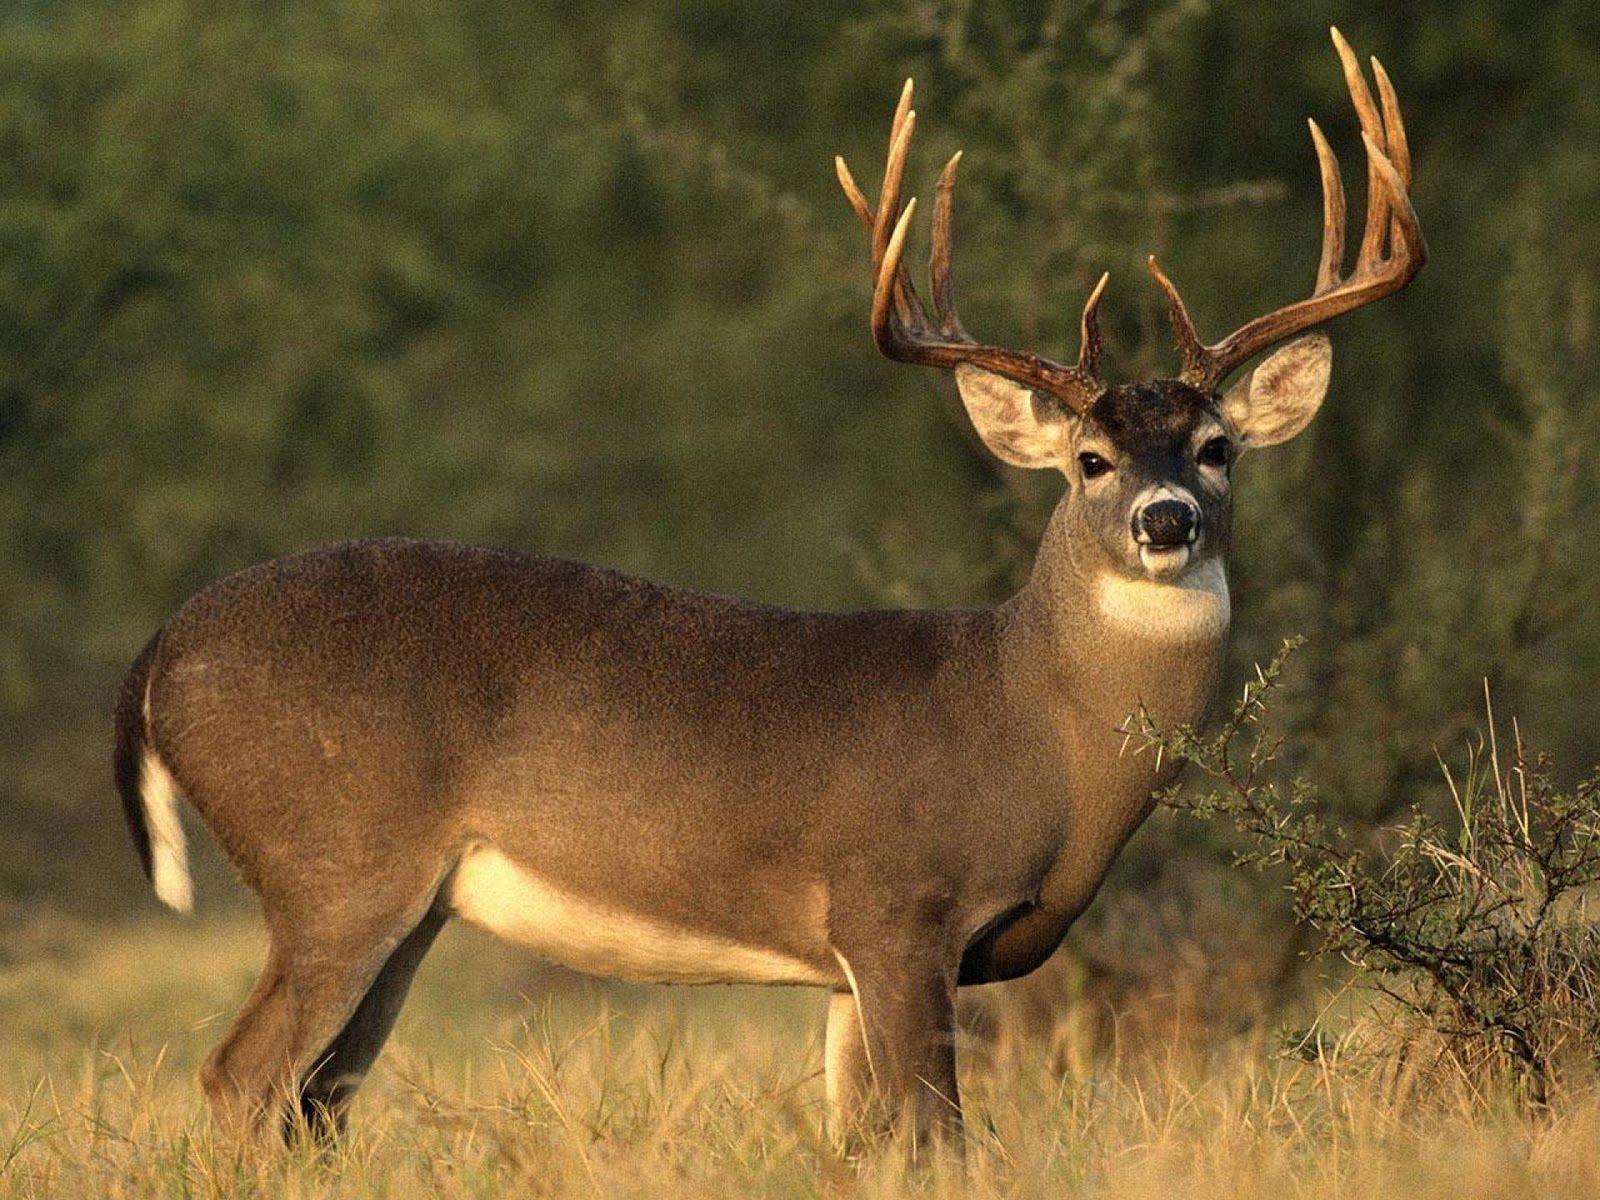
[1138,542,1193,577]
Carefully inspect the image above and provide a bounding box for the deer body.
[136,521,1225,980]
[113,29,1421,1150]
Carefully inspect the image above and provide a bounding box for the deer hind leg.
[201,894,444,1142]
[200,946,297,1137]
[296,901,449,1138]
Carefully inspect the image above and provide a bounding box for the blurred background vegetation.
[1,0,1595,1035]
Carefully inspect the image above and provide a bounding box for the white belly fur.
[448,844,832,986]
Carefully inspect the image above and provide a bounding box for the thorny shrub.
[1130,639,1600,1106]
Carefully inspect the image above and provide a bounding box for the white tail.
[140,747,193,913]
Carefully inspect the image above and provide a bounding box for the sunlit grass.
[6,912,1600,1197]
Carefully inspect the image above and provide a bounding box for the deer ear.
[1221,333,1333,447]
[953,364,1072,469]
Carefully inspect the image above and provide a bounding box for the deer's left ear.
[1221,333,1333,447]
[954,364,1073,469]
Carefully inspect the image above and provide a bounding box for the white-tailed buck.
[114,29,1421,1149]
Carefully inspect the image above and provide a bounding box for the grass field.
[6,906,1600,1198]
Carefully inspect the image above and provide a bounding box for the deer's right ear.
[954,364,1072,470]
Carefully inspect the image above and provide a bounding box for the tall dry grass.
[6,909,1600,1198]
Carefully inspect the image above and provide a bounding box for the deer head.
[837,28,1424,583]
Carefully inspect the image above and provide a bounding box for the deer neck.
[997,513,1231,784]
[974,518,1231,961]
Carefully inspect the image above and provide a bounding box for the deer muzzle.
[1134,497,1200,549]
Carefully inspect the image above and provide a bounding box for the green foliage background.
[2,0,1595,962]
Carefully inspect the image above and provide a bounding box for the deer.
[111,28,1421,1152]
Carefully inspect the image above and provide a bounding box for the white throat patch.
[1095,559,1231,642]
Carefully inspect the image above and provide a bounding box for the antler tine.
[836,80,928,328]
[1307,118,1346,294]
[1363,131,1424,264]
[1369,56,1411,188]
[1149,29,1426,390]
[1078,271,1111,380]
[1331,27,1392,268]
[872,197,921,353]
[1369,55,1413,255]
[873,88,915,264]
[929,150,963,338]
[1145,255,1209,382]
[834,155,873,229]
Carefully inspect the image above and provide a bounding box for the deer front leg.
[824,990,871,1146]
[828,941,962,1156]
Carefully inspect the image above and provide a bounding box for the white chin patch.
[1139,544,1192,577]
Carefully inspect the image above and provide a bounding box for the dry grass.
[5,910,1600,1198]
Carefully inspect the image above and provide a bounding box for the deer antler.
[1146,28,1427,391]
[836,79,1109,415]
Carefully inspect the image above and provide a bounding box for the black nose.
[1136,498,1199,547]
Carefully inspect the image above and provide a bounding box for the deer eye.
[1198,436,1231,468]
[1077,451,1113,479]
